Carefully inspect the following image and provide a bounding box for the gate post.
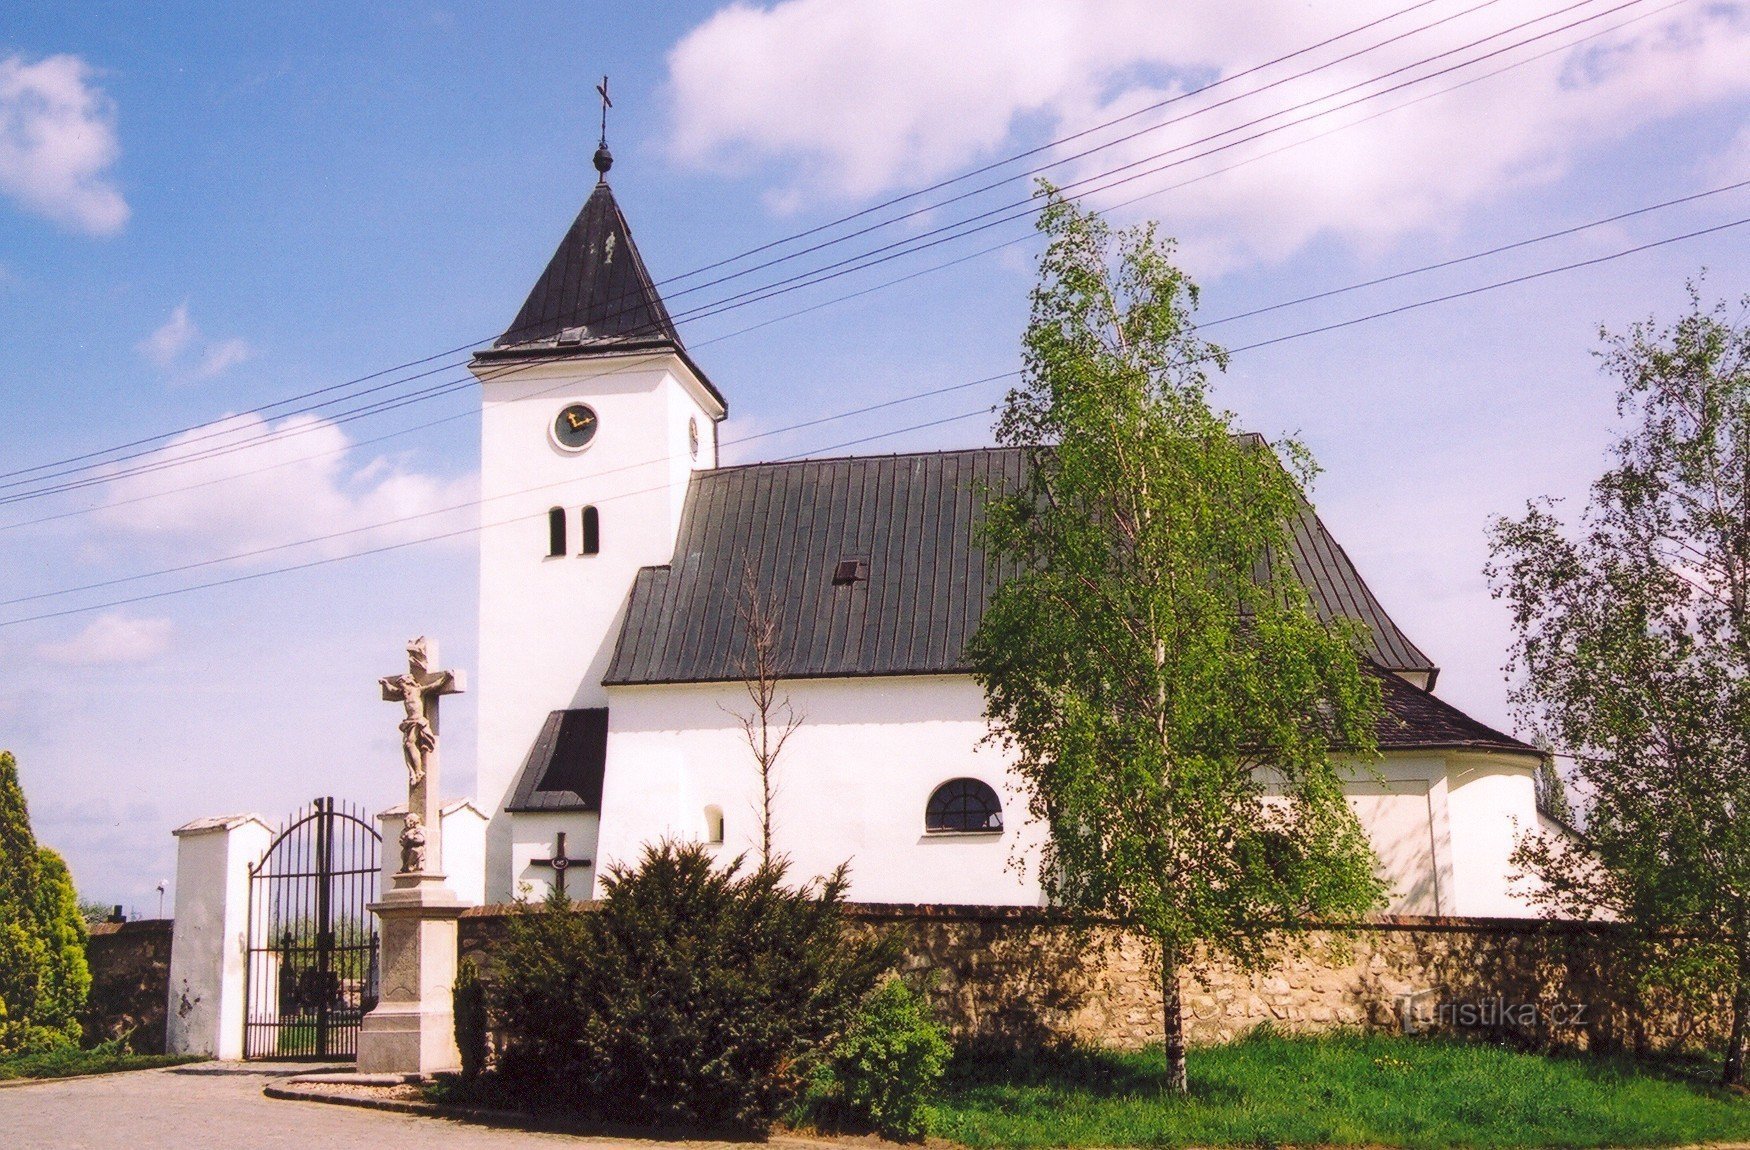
[165,814,273,1058]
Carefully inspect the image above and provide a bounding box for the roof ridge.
[705,444,1022,474]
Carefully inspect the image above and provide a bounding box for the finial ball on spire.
[594,143,613,177]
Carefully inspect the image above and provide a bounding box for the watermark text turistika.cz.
[1398,990,1587,1034]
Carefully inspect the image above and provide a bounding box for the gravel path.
[0,1061,793,1149]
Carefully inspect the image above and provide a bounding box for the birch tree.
[969,187,1385,1092]
[1489,284,1750,1084]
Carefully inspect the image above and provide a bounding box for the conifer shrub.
[0,752,89,1054]
[493,841,900,1132]
[452,960,487,1081]
[808,976,950,1141]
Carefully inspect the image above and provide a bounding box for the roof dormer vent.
[832,558,869,586]
[557,326,586,345]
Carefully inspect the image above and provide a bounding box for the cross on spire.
[593,75,614,180]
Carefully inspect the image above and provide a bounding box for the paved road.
[0,1062,775,1149]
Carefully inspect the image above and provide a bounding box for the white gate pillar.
[165,814,272,1059]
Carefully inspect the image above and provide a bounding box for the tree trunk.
[1161,942,1188,1093]
[1725,929,1750,1086]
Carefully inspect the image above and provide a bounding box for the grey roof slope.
[1374,672,1531,753]
[605,446,1438,686]
[493,180,679,350]
[505,708,608,813]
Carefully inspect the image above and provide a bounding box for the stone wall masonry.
[84,919,174,1054]
[456,903,1726,1055]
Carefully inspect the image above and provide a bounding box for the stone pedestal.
[357,874,466,1075]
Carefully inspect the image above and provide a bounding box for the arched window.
[925,778,1003,833]
[704,805,725,845]
[547,507,566,557]
[581,505,600,555]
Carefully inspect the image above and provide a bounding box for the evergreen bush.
[811,976,950,1141]
[452,959,487,1081]
[494,841,900,1132]
[0,751,88,1054]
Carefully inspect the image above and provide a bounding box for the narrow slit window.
[581,505,600,555]
[547,507,566,557]
[705,805,725,845]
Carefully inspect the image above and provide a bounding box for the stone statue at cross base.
[399,813,427,874]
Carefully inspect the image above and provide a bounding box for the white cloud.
[92,412,478,560]
[195,337,253,380]
[139,303,196,366]
[38,614,171,665]
[666,0,1750,269]
[137,303,253,382]
[0,53,127,235]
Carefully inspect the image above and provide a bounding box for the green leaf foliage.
[968,187,1385,1087]
[493,841,900,1133]
[1487,283,1750,1081]
[810,976,950,1141]
[0,751,88,1054]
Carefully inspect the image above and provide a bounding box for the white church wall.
[1441,752,1543,917]
[595,675,1541,916]
[377,801,488,905]
[165,814,271,1059]
[597,676,1047,906]
[474,352,718,903]
[509,811,601,901]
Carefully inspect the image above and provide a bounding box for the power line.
[8,138,1738,537]
[652,0,1662,332]
[0,406,1000,628]
[0,0,1684,515]
[0,0,1467,485]
[6,204,1742,628]
[0,0,1612,487]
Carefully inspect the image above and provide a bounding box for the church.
[465,144,1551,918]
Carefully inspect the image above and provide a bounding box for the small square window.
[832,558,869,585]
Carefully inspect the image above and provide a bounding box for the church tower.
[470,136,727,901]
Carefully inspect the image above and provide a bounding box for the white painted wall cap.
[376,798,489,821]
[172,814,271,836]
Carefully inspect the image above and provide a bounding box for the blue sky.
[2,0,1747,913]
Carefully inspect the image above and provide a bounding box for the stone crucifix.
[379,637,465,877]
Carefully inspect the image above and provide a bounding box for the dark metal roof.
[1375,671,1534,754]
[476,179,727,415]
[494,180,679,350]
[604,446,1438,684]
[504,708,608,813]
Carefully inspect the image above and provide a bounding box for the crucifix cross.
[532,831,591,897]
[379,636,465,878]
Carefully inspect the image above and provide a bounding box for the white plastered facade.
[471,319,1544,918]
[472,349,720,904]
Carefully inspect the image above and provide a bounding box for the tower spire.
[593,75,613,180]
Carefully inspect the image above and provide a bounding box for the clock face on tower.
[552,403,599,452]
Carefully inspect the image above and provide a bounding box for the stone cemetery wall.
[85,919,174,1053]
[458,903,1724,1054]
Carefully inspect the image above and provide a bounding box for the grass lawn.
[933,1030,1750,1148]
[0,1040,205,1082]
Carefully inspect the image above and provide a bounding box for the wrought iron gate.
[243,797,380,1060]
